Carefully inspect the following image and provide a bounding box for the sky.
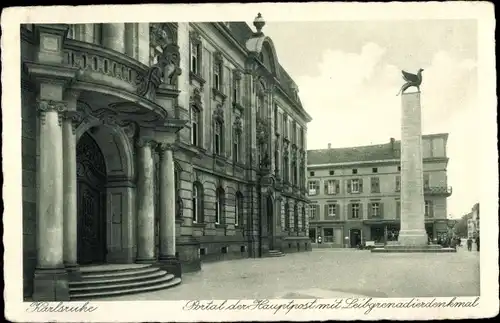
[258,20,479,219]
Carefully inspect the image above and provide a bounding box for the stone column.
[158,144,176,260]
[157,143,182,277]
[398,91,428,246]
[102,23,126,54]
[33,100,69,301]
[62,111,80,276]
[135,138,156,263]
[137,23,150,65]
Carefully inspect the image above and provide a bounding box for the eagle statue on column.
[396,69,424,96]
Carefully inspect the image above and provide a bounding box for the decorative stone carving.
[233,116,243,135]
[213,105,224,124]
[190,87,203,110]
[256,117,268,145]
[136,63,163,99]
[136,137,158,149]
[162,44,182,86]
[63,110,83,134]
[150,23,169,49]
[233,69,242,81]
[189,30,202,44]
[176,195,184,219]
[37,99,67,125]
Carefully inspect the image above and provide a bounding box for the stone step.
[70,277,182,300]
[70,268,168,287]
[70,271,174,292]
[79,264,151,276]
[80,266,159,280]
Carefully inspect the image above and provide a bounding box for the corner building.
[306,134,452,248]
[21,17,312,300]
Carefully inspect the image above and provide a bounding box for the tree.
[454,213,472,238]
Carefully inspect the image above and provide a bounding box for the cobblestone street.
[102,247,480,301]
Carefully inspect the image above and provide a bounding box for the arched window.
[235,192,243,227]
[233,131,241,163]
[215,187,225,225]
[191,107,201,147]
[214,121,223,155]
[192,182,203,223]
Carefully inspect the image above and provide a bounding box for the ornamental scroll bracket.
[190,87,203,110]
[233,115,243,135]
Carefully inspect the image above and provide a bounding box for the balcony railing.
[424,186,453,196]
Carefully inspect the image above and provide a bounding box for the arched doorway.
[266,195,274,250]
[76,131,107,264]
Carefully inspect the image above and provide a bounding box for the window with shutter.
[323,205,328,219]
[347,181,352,193]
[396,176,401,192]
[380,202,384,219]
[423,173,430,189]
[396,201,401,218]
[348,203,352,219]
[359,179,363,193]
[324,182,329,195]
[359,203,363,219]
[336,180,340,194]
[368,203,373,218]
[336,204,340,219]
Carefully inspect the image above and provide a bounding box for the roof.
[307,134,448,165]
[226,22,304,109]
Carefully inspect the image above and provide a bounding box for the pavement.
[100,246,480,301]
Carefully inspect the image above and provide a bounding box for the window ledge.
[189,72,206,86]
[232,102,244,112]
[192,222,206,228]
[215,224,227,229]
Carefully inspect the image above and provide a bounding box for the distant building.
[468,203,480,239]
[306,134,452,248]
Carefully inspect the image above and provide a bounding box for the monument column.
[398,91,428,246]
[33,99,69,301]
[135,138,157,263]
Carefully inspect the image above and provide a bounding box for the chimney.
[390,137,395,150]
[328,143,331,149]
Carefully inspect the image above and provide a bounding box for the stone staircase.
[69,264,181,300]
[266,249,285,258]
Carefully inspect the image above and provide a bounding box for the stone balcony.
[424,186,453,197]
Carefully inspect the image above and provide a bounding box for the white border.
[2,2,498,321]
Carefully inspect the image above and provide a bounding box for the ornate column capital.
[62,110,83,134]
[136,137,158,149]
[37,99,68,126]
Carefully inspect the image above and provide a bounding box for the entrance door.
[76,132,107,265]
[266,196,274,250]
[349,229,361,248]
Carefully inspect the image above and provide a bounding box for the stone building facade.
[21,17,311,300]
[306,134,452,248]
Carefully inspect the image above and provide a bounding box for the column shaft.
[137,23,150,65]
[62,116,78,268]
[399,92,427,246]
[159,146,176,259]
[136,141,156,262]
[102,23,126,53]
[37,110,64,268]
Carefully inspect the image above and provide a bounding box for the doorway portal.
[76,131,107,264]
[349,229,362,248]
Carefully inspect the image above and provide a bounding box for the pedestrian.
[467,237,472,251]
[475,235,480,252]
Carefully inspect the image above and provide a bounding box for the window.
[292,161,297,185]
[308,181,318,195]
[233,131,240,163]
[191,107,200,146]
[351,179,360,193]
[395,176,401,192]
[175,167,181,218]
[302,207,306,230]
[284,202,290,230]
[309,205,317,219]
[190,41,201,75]
[372,167,378,173]
[327,180,336,194]
[192,184,200,223]
[328,204,336,217]
[371,202,380,218]
[324,228,334,243]
[351,203,360,219]
[257,94,264,119]
[352,169,358,174]
[396,200,401,218]
[235,193,243,227]
[371,177,380,193]
[425,200,432,217]
[397,166,401,171]
[215,188,225,224]
[329,170,335,175]
[310,171,315,177]
[213,61,222,90]
[214,121,222,155]
[283,115,288,138]
[294,205,299,231]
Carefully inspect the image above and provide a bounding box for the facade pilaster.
[102,23,126,54]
